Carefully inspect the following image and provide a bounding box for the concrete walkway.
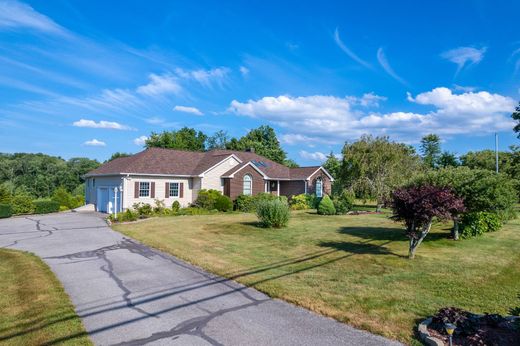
[0,212,402,346]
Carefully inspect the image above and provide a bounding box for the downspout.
[277,180,280,196]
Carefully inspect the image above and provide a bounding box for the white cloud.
[173,105,203,115]
[73,119,132,130]
[230,87,516,143]
[239,66,249,76]
[333,28,372,69]
[0,0,68,36]
[441,46,487,76]
[377,47,408,86]
[299,150,327,162]
[175,67,230,88]
[84,139,106,146]
[347,92,387,107]
[133,135,148,146]
[136,73,182,96]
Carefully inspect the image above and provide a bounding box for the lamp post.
[445,323,456,346]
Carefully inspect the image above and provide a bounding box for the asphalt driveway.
[0,212,402,345]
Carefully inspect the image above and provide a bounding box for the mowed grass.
[0,249,91,346]
[114,210,520,343]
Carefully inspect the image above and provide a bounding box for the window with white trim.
[243,174,252,195]
[139,182,150,197]
[169,182,179,197]
[315,177,323,198]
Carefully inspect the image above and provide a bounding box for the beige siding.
[192,177,201,201]
[200,156,240,192]
[124,176,194,208]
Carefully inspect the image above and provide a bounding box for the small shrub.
[317,195,336,215]
[0,184,12,204]
[195,189,222,210]
[11,193,35,215]
[235,194,255,212]
[59,205,69,212]
[121,209,138,222]
[153,199,166,214]
[215,195,233,212]
[52,187,76,209]
[256,199,290,228]
[278,195,288,205]
[460,212,502,238]
[132,202,153,218]
[33,199,60,214]
[171,200,180,213]
[333,190,355,214]
[0,204,12,218]
[289,194,310,210]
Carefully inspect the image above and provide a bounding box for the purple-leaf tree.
[390,185,465,259]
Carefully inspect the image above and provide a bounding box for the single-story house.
[84,148,333,213]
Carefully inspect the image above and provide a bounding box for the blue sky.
[1,0,519,165]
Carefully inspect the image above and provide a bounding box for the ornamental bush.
[459,212,502,238]
[215,194,233,212]
[235,194,255,212]
[0,204,12,218]
[256,199,290,228]
[132,202,153,217]
[289,194,310,210]
[171,200,180,213]
[195,189,222,210]
[317,195,336,215]
[51,187,78,209]
[33,199,60,214]
[333,190,355,214]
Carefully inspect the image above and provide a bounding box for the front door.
[96,187,109,212]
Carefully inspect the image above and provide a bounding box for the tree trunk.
[408,221,432,259]
[451,219,459,240]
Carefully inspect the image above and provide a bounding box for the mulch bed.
[427,307,520,346]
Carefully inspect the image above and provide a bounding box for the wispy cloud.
[173,105,203,115]
[0,0,69,36]
[377,47,408,86]
[133,135,148,146]
[84,139,106,146]
[136,73,182,96]
[333,28,372,69]
[239,66,249,76]
[441,46,487,77]
[175,67,230,88]
[72,119,132,130]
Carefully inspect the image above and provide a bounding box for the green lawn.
[0,249,91,346]
[114,210,520,343]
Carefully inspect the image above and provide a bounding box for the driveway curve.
[0,212,402,346]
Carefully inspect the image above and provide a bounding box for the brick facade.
[226,166,265,200]
[306,169,332,196]
[279,180,305,197]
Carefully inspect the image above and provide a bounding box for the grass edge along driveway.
[0,248,92,346]
[114,210,520,343]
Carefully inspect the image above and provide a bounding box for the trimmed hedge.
[0,204,12,218]
[33,199,60,214]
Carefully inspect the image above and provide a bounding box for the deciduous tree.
[391,185,464,259]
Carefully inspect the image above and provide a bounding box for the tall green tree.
[145,127,207,151]
[107,152,132,162]
[438,151,459,168]
[206,130,229,150]
[323,152,342,195]
[340,135,422,211]
[512,101,520,138]
[420,134,441,168]
[226,125,287,164]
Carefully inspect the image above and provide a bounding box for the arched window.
[315,177,323,198]
[243,174,252,195]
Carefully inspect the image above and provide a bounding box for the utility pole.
[495,133,499,173]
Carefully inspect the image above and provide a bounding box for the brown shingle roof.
[85,148,324,180]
